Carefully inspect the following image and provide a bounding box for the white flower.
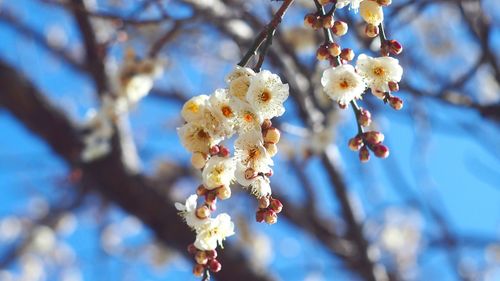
[175,194,208,230]
[208,89,237,135]
[321,64,366,105]
[181,95,210,123]
[246,70,289,120]
[202,156,236,190]
[123,74,154,104]
[250,177,272,198]
[119,57,163,105]
[234,132,273,173]
[227,66,255,101]
[356,54,403,94]
[194,213,235,251]
[336,0,363,10]
[234,103,263,133]
[177,122,214,153]
[359,0,384,26]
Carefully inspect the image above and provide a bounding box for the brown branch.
[69,0,108,95]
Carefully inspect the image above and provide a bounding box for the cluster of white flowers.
[81,51,162,162]
[176,66,288,276]
[178,66,288,198]
[320,54,402,105]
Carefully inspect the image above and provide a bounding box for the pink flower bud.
[359,146,370,163]
[195,251,208,265]
[208,259,222,273]
[332,21,348,36]
[264,210,278,224]
[388,96,403,110]
[255,210,265,223]
[363,131,385,144]
[193,264,205,277]
[209,145,220,156]
[348,136,364,151]
[372,144,390,158]
[270,198,283,213]
[388,39,403,55]
[340,48,355,61]
[206,249,218,259]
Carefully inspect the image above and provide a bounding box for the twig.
[237,0,295,69]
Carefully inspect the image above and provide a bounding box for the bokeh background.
[0,0,499,280]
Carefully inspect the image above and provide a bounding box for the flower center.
[339,79,350,89]
[186,101,199,113]
[248,147,260,160]
[197,130,209,139]
[221,105,233,117]
[243,112,254,123]
[259,90,271,103]
[373,67,385,76]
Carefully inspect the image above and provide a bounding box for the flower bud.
[264,209,278,224]
[388,96,403,110]
[264,127,281,144]
[316,44,330,61]
[261,119,273,130]
[365,23,379,38]
[358,108,372,127]
[195,250,208,265]
[259,196,270,209]
[322,15,335,29]
[304,13,317,28]
[219,146,230,157]
[360,0,384,26]
[372,144,390,158]
[187,243,198,255]
[388,39,403,55]
[255,209,265,222]
[193,264,205,277]
[264,143,278,157]
[216,186,231,200]
[209,145,220,156]
[195,205,210,219]
[363,131,384,144]
[332,20,348,36]
[270,198,283,213]
[388,81,399,92]
[208,259,222,273]
[340,48,355,61]
[327,42,341,57]
[205,192,217,204]
[359,146,370,163]
[191,152,207,169]
[206,249,217,259]
[245,168,257,180]
[196,184,208,196]
[377,0,392,6]
[348,136,364,151]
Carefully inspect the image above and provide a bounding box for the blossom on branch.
[321,64,366,105]
[194,213,235,251]
[356,54,403,96]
